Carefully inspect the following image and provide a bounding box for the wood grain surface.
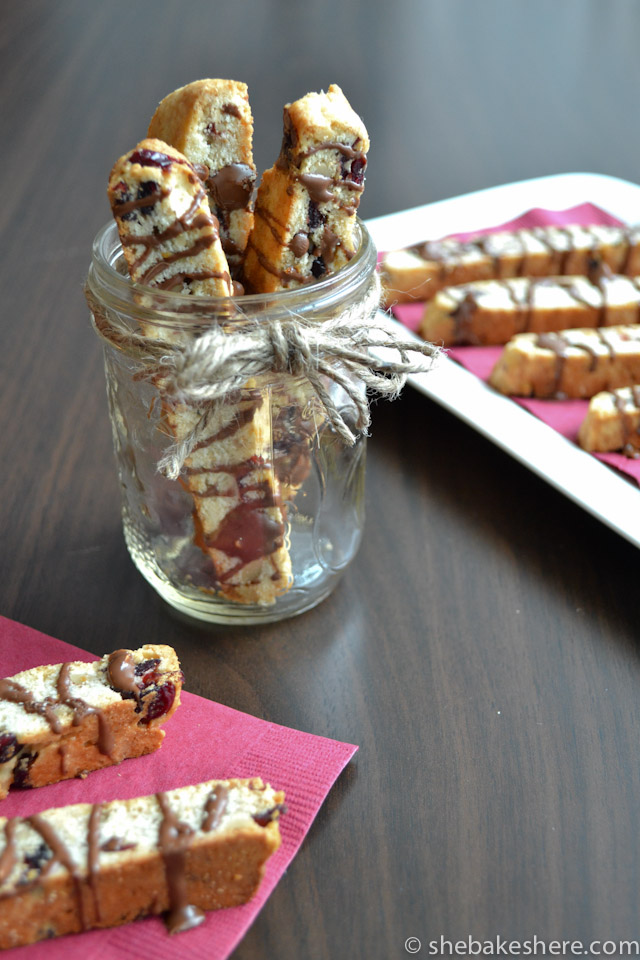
[2,1,640,956]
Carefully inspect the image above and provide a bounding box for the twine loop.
[88,275,440,479]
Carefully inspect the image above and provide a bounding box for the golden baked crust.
[489,325,640,398]
[108,137,232,296]
[578,385,640,454]
[419,274,640,346]
[381,224,640,308]
[148,79,256,279]
[0,778,284,948]
[244,84,369,292]
[0,646,182,799]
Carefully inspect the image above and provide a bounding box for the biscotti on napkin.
[381,223,640,307]
[0,646,182,798]
[0,777,284,948]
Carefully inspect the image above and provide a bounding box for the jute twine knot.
[88,275,440,480]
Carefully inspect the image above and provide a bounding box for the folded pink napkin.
[390,202,640,486]
[0,615,357,959]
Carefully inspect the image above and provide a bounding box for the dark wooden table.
[3,1,640,956]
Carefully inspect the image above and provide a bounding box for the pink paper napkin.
[0,615,358,959]
[390,202,640,486]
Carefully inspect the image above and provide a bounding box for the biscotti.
[148,79,257,281]
[108,137,233,297]
[489,325,640,398]
[165,387,293,604]
[108,138,293,605]
[0,646,182,799]
[419,273,640,346]
[243,83,369,293]
[0,777,284,948]
[578,385,640,455]
[381,223,640,307]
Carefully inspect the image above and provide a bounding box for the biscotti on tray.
[488,325,640,398]
[0,646,182,798]
[578,385,640,455]
[419,273,640,346]
[381,223,640,307]
[0,777,284,948]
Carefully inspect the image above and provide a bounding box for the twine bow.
[88,276,440,480]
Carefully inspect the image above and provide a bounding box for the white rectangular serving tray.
[365,173,640,550]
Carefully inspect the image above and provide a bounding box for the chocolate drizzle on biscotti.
[0,778,284,947]
[0,649,181,798]
[0,666,114,757]
[243,83,369,295]
[402,224,640,309]
[56,663,115,757]
[610,386,640,456]
[156,792,206,934]
[0,820,17,884]
[115,179,229,289]
[0,806,105,930]
[187,455,286,584]
[202,784,229,830]
[413,224,638,272]
[445,274,640,345]
[535,328,618,397]
[109,144,232,294]
[29,813,90,929]
[248,129,365,286]
[180,402,287,583]
[0,678,64,734]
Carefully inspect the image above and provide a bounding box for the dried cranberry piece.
[24,841,52,872]
[307,201,326,232]
[346,157,366,185]
[134,658,160,676]
[128,148,174,170]
[136,180,160,216]
[139,682,175,725]
[134,658,161,686]
[112,183,134,221]
[252,803,286,826]
[12,750,35,788]
[0,733,18,763]
[311,257,326,278]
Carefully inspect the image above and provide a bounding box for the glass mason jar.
[86,219,378,624]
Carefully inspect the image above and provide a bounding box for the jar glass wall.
[86,220,377,624]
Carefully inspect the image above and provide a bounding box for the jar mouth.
[88,218,377,326]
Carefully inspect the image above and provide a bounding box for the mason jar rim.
[87,217,377,327]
